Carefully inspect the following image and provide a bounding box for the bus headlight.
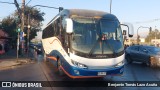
[115,61,124,67]
[71,60,88,69]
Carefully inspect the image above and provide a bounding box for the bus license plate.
[98,72,106,76]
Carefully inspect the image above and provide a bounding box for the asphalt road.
[0,53,160,90]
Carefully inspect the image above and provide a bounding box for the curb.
[0,59,35,70]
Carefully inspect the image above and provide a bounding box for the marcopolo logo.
[2,82,11,87]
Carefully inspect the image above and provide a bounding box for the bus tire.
[57,58,64,76]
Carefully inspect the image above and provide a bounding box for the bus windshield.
[71,17,124,55]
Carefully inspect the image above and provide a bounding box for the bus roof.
[46,9,119,28]
[61,9,118,20]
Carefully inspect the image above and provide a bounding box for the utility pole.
[155,26,157,46]
[27,13,30,57]
[21,0,25,56]
[137,26,150,45]
[110,0,112,13]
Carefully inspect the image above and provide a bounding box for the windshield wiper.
[104,40,117,57]
[88,39,99,57]
[88,18,99,57]
[88,39,117,57]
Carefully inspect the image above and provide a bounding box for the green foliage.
[145,29,160,42]
[1,16,17,37]
[1,6,45,41]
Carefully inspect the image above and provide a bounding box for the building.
[124,38,137,46]
[151,39,160,47]
[0,29,9,54]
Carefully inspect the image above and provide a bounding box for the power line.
[0,1,14,4]
[133,18,160,24]
[26,0,32,6]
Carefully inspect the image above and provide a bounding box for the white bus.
[42,9,133,78]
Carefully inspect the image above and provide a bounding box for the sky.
[0,0,160,38]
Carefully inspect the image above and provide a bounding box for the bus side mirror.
[121,22,134,37]
[65,18,73,34]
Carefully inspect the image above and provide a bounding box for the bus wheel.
[57,59,64,76]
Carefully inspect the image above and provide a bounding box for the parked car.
[29,43,43,55]
[125,45,160,67]
[35,44,43,55]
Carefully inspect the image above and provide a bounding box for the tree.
[16,6,45,40]
[1,16,17,42]
[145,29,160,43]
[1,6,45,43]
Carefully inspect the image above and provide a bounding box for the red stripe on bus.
[47,56,57,61]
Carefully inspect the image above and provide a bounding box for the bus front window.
[71,17,124,56]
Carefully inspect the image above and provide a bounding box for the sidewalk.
[0,58,31,70]
[0,49,33,70]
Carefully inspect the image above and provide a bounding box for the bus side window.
[54,21,59,36]
[62,17,69,51]
[61,24,66,46]
[42,23,54,39]
[54,18,62,39]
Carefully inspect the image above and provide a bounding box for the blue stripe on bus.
[61,58,124,76]
[48,50,124,77]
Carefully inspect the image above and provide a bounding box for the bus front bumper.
[60,65,124,79]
